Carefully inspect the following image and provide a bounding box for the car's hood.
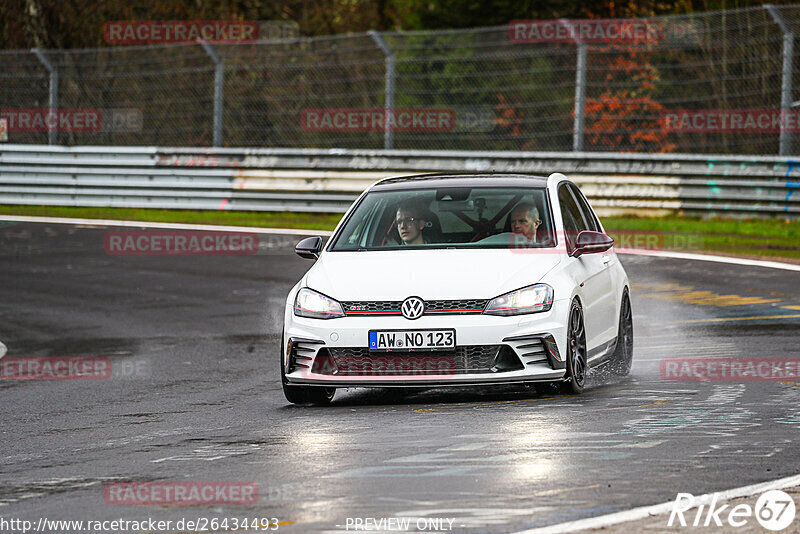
[304,249,562,300]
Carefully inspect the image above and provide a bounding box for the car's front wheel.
[280,335,335,406]
[560,299,587,394]
[282,382,335,405]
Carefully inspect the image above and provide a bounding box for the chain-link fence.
[2,5,800,154]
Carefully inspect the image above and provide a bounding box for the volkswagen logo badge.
[401,297,425,320]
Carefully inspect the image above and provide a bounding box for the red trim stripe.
[425,309,482,313]
[345,309,483,315]
[345,310,402,315]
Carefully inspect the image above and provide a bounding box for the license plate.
[369,329,455,351]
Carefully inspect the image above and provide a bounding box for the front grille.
[427,299,488,313]
[319,345,501,375]
[341,301,402,314]
[341,299,488,316]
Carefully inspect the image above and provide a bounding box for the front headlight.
[294,288,345,319]
[484,284,554,316]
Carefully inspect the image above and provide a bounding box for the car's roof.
[371,173,550,191]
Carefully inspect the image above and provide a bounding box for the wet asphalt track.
[1,221,799,533]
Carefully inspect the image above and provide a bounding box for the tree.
[583,47,676,152]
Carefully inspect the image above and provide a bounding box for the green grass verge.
[1,205,799,261]
[602,215,800,261]
[0,205,342,231]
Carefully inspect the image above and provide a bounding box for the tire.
[560,299,587,394]
[281,335,335,406]
[609,289,634,376]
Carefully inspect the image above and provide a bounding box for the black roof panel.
[371,173,550,191]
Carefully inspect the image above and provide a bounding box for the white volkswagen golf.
[281,173,633,405]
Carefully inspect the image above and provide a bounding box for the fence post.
[199,41,224,147]
[32,48,58,145]
[566,18,587,153]
[573,43,587,152]
[368,30,395,150]
[765,4,794,156]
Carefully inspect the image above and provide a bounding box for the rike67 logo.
[669,490,796,531]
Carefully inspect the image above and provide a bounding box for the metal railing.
[1,144,798,217]
[3,5,800,155]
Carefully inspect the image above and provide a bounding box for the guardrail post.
[32,48,58,145]
[765,5,795,156]
[200,41,224,147]
[368,30,395,150]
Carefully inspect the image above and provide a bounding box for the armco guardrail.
[1,144,799,216]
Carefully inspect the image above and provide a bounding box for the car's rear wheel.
[280,335,335,406]
[609,289,633,376]
[560,299,587,394]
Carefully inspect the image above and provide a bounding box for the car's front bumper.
[283,299,570,387]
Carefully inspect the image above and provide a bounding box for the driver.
[510,202,541,242]
[395,201,428,245]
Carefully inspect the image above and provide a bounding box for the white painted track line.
[616,249,800,272]
[0,215,334,236]
[514,473,800,533]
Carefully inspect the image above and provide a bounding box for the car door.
[558,183,615,355]
[569,184,617,349]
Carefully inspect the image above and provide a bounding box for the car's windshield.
[329,186,554,251]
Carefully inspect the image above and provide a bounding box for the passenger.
[395,201,428,245]
[510,202,541,242]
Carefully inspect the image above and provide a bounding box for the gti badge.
[401,296,425,320]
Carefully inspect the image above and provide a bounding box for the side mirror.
[295,236,323,260]
[571,230,613,258]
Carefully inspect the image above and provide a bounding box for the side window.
[569,185,600,232]
[558,184,588,251]
[351,200,379,247]
[342,197,384,248]
[366,200,396,247]
[344,217,367,246]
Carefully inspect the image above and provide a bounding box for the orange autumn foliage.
[583,47,675,152]
[495,93,523,137]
